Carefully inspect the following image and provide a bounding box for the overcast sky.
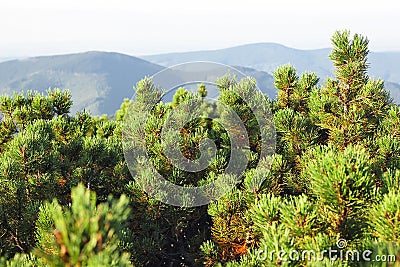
[0,0,399,57]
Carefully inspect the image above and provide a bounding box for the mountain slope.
[142,43,333,79]
[0,45,398,116]
[0,53,277,115]
[0,52,164,115]
[142,43,400,103]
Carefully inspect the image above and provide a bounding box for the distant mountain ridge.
[0,57,20,63]
[143,43,333,78]
[0,44,398,116]
[142,43,400,103]
[0,52,164,115]
[0,52,277,115]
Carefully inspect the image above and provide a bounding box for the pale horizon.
[1,0,399,58]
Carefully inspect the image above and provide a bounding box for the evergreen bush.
[0,30,399,266]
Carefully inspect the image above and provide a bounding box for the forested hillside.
[0,52,164,115]
[0,31,399,267]
[0,54,276,116]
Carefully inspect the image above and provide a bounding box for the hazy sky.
[0,0,399,57]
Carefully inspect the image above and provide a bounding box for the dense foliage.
[0,31,399,266]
